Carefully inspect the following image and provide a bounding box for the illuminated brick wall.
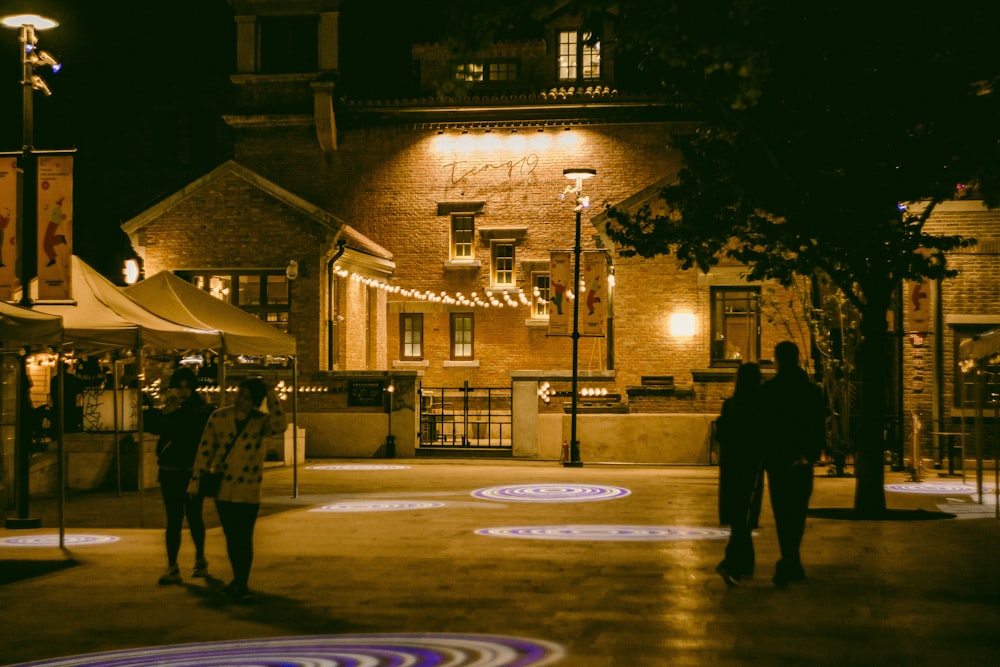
[230,120,809,408]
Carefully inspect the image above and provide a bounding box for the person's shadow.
[183,576,361,634]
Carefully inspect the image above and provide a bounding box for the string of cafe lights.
[335,266,534,308]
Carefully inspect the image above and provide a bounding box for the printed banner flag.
[37,155,73,301]
[580,250,608,337]
[0,158,18,300]
[547,250,572,336]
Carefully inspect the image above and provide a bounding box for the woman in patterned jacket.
[189,377,286,599]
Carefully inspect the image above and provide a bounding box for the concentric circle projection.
[0,534,119,548]
[471,483,630,503]
[476,524,731,542]
[885,482,995,495]
[310,500,445,513]
[13,633,565,667]
[308,464,411,471]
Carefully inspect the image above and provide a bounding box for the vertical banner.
[37,155,73,301]
[547,250,572,336]
[0,158,17,300]
[580,250,608,337]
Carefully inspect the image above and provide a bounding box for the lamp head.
[563,168,596,181]
[2,14,59,30]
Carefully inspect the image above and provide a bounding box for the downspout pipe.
[326,239,348,370]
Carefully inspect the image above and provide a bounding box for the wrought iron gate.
[419,382,512,449]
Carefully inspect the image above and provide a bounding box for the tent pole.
[219,342,227,408]
[113,355,121,497]
[136,346,145,528]
[57,346,65,549]
[292,356,298,499]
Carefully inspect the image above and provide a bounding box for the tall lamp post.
[2,14,60,307]
[561,167,596,468]
[2,14,59,529]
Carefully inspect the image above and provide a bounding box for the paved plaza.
[1,460,999,666]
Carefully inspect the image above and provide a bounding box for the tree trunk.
[853,301,890,517]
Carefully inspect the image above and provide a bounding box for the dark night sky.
[0,0,463,280]
[1,0,237,279]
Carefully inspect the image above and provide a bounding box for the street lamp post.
[561,167,596,468]
[2,14,59,529]
[3,14,60,307]
[385,381,396,458]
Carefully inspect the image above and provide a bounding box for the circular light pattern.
[307,464,411,471]
[471,484,630,503]
[310,500,445,513]
[885,482,995,495]
[14,633,565,667]
[0,534,119,547]
[476,525,732,542]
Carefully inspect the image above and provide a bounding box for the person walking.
[146,367,214,585]
[189,378,286,600]
[715,362,764,587]
[760,341,826,587]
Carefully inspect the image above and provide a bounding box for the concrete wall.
[537,413,714,464]
[300,408,418,458]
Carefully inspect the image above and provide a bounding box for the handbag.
[197,470,224,498]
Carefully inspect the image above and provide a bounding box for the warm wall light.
[669,312,697,337]
[123,258,140,285]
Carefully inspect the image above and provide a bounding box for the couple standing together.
[716,341,826,587]
[147,370,286,600]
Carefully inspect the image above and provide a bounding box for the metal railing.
[419,382,512,448]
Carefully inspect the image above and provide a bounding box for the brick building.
[122,1,998,464]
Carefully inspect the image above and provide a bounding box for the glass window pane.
[559,31,577,80]
[267,275,289,304]
[711,289,759,364]
[452,314,473,359]
[401,314,423,359]
[533,273,550,317]
[453,215,474,259]
[581,33,601,79]
[207,275,232,302]
[494,243,514,285]
[238,275,262,305]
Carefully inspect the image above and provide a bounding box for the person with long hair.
[189,378,286,599]
[146,367,214,585]
[715,362,764,587]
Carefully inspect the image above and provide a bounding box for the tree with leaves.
[586,0,1000,516]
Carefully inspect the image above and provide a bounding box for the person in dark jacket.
[760,341,826,586]
[146,367,214,585]
[715,362,764,586]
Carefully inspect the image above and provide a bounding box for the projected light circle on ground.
[307,464,411,471]
[472,483,630,503]
[0,534,119,547]
[310,500,445,513]
[885,482,995,495]
[476,524,731,542]
[12,633,565,667]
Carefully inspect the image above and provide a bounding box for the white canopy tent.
[16,256,223,535]
[0,302,63,348]
[124,270,295,356]
[28,256,222,353]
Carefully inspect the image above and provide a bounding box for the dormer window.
[558,31,600,81]
[454,60,519,84]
